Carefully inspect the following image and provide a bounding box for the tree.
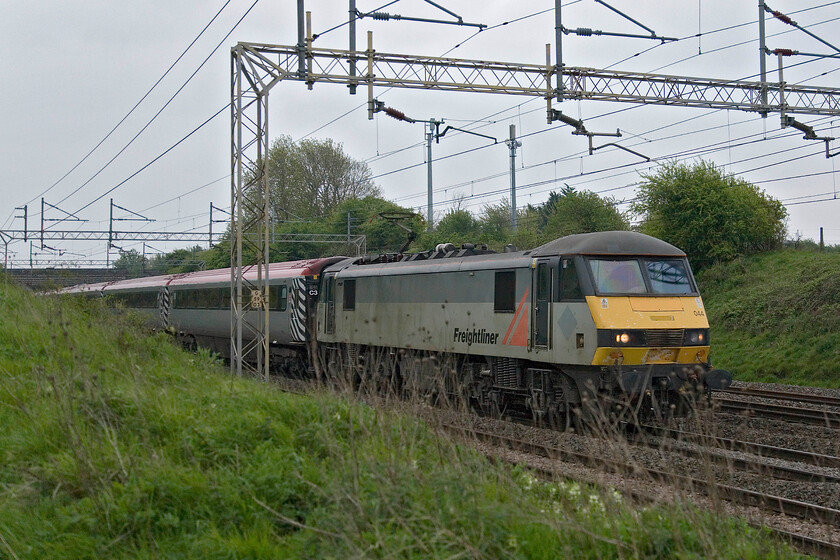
[422,208,482,249]
[112,249,146,276]
[540,186,628,240]
[631,160,787,267]
[326,197,423,254]
[264,135,380,221]
[261,196,422,259]
[476,198,542,251]
[147,246,207,274]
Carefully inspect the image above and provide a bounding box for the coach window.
[343,279,356,310]
[140,291,156,308]
[178,289,196,308]
[494,271,516,312]
[186,289,199,308]
[559,258,584,301]
[195,289,211,309]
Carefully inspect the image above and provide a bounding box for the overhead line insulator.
[771,10,794,26]
[773,48,796,57]
[371,12,397,21]
[384,107,415,123]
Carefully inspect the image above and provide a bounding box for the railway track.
[774,527,840,560]
[278,378,840,556]
[631,434,840,484]
[720,386,840,408]
[441,424,840,524]
[641,424,840,469]
[442,424,840,559]
[506,414,840,483]
[716,396,840,428]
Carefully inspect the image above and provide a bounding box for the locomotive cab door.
[533,259,554,348]
[323,272,336,335]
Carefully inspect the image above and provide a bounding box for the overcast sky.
[2,0,840,265]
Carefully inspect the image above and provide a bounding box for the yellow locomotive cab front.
[588,295,711,367]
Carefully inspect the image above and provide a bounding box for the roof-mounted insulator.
[771,10,794,26]
[773,48,796,56]
[384,107,415,123]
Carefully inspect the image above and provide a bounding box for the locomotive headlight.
[598,329,645,347]
[683,329,709,346]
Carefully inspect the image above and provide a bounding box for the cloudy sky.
[2,0,840,265]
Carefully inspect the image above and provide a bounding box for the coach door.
[323,273,336,334]
[533,259,553,348]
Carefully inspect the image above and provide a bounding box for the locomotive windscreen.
[588,258,694,295]
[645,259,693,294]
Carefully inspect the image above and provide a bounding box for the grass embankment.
[0,283,796,558]
[698,248,840,387]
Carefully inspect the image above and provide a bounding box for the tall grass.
[0,282,797,558]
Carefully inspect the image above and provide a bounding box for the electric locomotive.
[317,231,730,424]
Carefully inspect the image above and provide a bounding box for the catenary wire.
[0,0,234,230]
[52,0,261,210]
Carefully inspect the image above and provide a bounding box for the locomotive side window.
[559,258,583,301]
[343,279,356,310]
[589,259,646,294]
[645,259,694,294]
[494,271,516,312]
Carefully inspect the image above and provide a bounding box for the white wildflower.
[588,493,605,513]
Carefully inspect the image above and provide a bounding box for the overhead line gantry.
[230,2,840,379]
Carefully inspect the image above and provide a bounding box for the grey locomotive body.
[317,231,728,424]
